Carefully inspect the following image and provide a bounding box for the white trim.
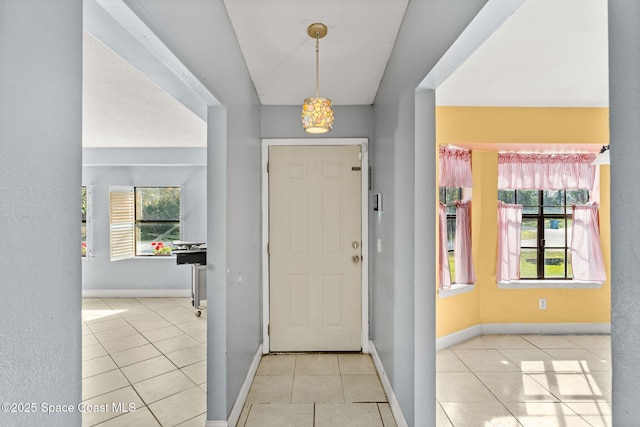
[369,341,408,427]
[437,283,475,298]
[498,280,605,289]
[436,323,611,350]
[81,289,190,298]
[226,344,263,427]
[261,138,370,354]
[481,322,611,335]
[436,324,483,351]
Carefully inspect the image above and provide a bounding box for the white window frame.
[109,185,184,261]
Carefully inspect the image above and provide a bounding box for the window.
[135,187,182,256]
[109,186,182,260]
[439,187,462,279]
[82,186,92,258]
[82,186,87,257]
[498,189,589,279]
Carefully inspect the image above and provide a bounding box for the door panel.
[269,145,362,351]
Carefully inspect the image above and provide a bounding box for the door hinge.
[266,162,269,173]
[268,324,270,335]
[267,242,270,255]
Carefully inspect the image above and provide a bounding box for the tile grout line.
[97,298,155,427]
[82,297,207,427]
[439,334,611,426]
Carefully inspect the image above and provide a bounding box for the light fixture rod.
[315,35,320,97]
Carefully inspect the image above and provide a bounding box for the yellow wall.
[435,107,611,338]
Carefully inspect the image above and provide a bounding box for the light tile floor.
[437,334,612,427]
[237,353,397,427]
[83,301,611,427]
[82,297,207,426]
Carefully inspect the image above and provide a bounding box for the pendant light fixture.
[301,23,334,134]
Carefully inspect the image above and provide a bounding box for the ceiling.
[436,0,608,107]
[82,0,608,148]
[222,0,409,106]
[83,32,208,148]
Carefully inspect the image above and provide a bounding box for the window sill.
[133,255,177,260]
[498,280,604,289]
[438,283,475,298]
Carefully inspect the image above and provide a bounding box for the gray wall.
[371,1,487,424]
[262,105,373,140]
[82,148,207,291]
[0,1,83,426]
[124,0,263,420]
[608,1,640,424]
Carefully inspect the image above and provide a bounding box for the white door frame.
[262,138,369,354]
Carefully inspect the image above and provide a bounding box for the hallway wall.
[124,0,263,420]
[608,1,640,423]
[0,1,83,426]
[261,105,373,140]
[371,1,488,424]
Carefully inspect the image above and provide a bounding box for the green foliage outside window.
[440,187,462,281]
[135,187,181,256]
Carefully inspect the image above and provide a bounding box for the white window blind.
[110,186,134,261]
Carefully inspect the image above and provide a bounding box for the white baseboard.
[369,341,408,427]
[481,322,611,335]
[436,322,611,351]
[436,324,482,351]
[82,289,191,298]
[205,344,263,427]
[223,344,263,427]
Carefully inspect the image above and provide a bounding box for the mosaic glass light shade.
[302,96,334,134]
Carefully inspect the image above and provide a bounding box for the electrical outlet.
[539,298,547,310]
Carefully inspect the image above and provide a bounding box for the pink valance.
[439,146,473,188]
[498,152,597,190]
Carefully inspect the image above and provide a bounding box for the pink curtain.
[440,146,473,188]
[497,201,522,281]
[498,153,597,190]
[571,202,606,282]
[454,200,475,284]
[438,203,451,289]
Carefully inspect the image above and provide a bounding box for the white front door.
[269,145,362,352]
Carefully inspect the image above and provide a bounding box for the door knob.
[352,241,360,249]
[352,255,360,264]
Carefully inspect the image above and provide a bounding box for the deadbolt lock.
[352,241,360,249]
[352,255,360,264]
